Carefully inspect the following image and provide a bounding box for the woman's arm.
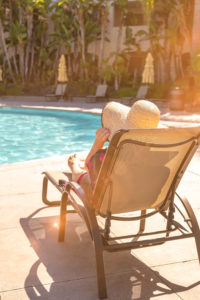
[85,128,110,167]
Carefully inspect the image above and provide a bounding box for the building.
[89,0,149,81]
[89,0,198,82]
[192,0,200,52]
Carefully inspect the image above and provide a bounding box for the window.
[114,1,146,27]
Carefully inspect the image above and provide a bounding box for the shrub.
[110,86,137,98]
[6,85,22,96]
[147,83,172,99]
[0,83,6,95]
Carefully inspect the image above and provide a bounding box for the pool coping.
[0,99,103,115]
[1,98,200,168]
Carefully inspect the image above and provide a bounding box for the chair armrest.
[65,181,86,199]
[65,181,94,238]
[65,181,91,210]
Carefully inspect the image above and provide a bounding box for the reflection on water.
[0,107,101,164]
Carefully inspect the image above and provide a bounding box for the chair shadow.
[20,207,200,300]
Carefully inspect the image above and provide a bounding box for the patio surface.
[1,97,200,300]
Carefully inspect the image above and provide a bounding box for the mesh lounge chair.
[86,84,108,103]
[136,84,149,99]
[42,171,72,206]
[127,85,149,105]
[42,127,200,299]
[45,83,67,101]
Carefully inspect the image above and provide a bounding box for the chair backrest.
[56,83,67,96]
[136,85,148,99]
[93,127,200,216]
[96,84,107,97]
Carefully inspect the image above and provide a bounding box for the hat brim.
[101,100,161,141]
[101,102,130,141]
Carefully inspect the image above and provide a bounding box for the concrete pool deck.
[1,98,200,300]
[2,96,200,125]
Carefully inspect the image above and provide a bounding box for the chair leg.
[42,176,61,206]
[94,243,107,299]
[180,196,200,264]
[89,211,107,299]
[58,192,68,242]
[139,210,146,232]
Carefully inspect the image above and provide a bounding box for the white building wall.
[192,0,200,52]
[106,5,149,56]
[88,3,149,61]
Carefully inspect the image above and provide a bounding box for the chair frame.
[42,129,200,299]
[42,171,66,206]
[86,84,108,103]
[45,83,67,101]
[57,131,200,299]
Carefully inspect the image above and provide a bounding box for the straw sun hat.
[102,100,160,140]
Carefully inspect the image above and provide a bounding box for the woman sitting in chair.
[68,100,161,198]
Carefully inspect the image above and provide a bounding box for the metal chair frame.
[42,129,200,299]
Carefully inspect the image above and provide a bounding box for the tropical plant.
[8,21,27,82]
[0,0,16,82]
[139,0,193,83]
[0,0,195,92]
[97,0,110,80]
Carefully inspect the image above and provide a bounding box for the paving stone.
[153,260,200,300]
[0,269,181,300]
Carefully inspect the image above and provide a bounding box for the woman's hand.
[85,128,110,167]
[94,128,110,149]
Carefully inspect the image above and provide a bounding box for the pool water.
[0,107,101,164]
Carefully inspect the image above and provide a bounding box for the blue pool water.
[0,107,101,164]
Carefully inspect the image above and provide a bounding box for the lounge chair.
[86,84,108,103]
[123,85,149,105]
[42,127,200,299]
[136,84,149,99]
[45,83,67,101]
[42,171,72,206]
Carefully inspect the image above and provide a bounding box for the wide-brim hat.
[102,100,160,140]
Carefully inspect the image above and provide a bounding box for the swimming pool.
[0,107,101,164]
